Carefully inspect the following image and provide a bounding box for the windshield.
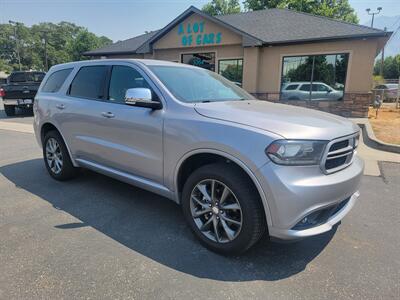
[149,65,254,103]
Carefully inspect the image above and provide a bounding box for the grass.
[368,105,400,145]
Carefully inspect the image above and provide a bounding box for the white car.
[281,82,344,101]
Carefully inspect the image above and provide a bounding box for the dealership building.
[85,6,391,117]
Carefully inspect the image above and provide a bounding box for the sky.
[1,0,400,42]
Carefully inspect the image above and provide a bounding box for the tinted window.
[108,66,152,103]
[285,84,298,90]
[300,84,311,91]
[42,68,72,93]
[9,72,45,83]
[9,73,27,83]
[69,66,107,99]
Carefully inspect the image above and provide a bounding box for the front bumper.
[256,155,364,240]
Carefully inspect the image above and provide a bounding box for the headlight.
[265,140,327,166]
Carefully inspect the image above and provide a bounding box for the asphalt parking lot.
[0,109,399,299]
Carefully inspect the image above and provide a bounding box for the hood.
[194,100,359,140]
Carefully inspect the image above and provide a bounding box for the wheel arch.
[40,122,78,167]
[174,149,272,227]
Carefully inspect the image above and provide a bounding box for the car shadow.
[0,158,337,282]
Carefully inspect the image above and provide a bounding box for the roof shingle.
[84,30,159,56]
[85,7,389,56]
[216,8,387,44]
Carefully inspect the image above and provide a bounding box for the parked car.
[1,71,45,116]
[374,83,398,101]
[33,60,363,254]
[281,82,343,101]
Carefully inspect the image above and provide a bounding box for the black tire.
[4,105,15,116]
[181,163,266,255]
[43,130,79,181]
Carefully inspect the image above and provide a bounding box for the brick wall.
[252,92,372,118]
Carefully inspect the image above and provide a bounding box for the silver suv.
[33,59,363,254]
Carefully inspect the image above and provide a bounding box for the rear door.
[54,64,115,165]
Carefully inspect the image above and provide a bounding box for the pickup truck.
[0,71,45,116]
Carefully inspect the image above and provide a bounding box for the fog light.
[292,210,327,230]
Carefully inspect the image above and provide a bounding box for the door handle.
[101,112,115,118]
[56,103,66,110]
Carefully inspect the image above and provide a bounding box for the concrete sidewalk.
[350,118,400,176]
[357,132,400,176]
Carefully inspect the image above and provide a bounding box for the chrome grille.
[321,132,359,174]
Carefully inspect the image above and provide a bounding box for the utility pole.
[380,27,386,77]
[40,30,49,71]
[9,20,21,71]
[366,7,382,28]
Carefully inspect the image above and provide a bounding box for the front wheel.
[182,163,266,255]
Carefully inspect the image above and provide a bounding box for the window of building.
[42,68,73,93]
[280,53,349,101]
[218,59,243,86]
[69,66,108,100]
[108,65,154,103]
[181,52,215,71]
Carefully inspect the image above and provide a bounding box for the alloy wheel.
[190,179,243,243]
[45,137,63,174]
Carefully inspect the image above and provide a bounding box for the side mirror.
[124,88,162,110]
[327,89,332,93]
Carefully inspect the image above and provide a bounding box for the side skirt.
[75,158,176,202]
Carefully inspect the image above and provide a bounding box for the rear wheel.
[182,163,266,255]
[43,130,79,181]
[4,105,15,116]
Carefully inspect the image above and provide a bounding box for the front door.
[95,64,164,184]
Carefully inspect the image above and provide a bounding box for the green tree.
[243,0,359,23]
[0,21,112,73]
[202,0,241,16]
[243,0,282,10]
[374,55,400,79]
[68,29,111,61]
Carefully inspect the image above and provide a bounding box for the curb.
[357,121,400,154]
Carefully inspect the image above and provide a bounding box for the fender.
[39,121,79,168]
[174,148,273,228]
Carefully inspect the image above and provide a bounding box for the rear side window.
[69,66,107,100]
[285,84,298,90]
[42,68,72,93]
[300,84,311,91]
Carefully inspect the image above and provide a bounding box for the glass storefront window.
[280,53,349,101]
[218,59,243,86]
[181,52,215,71]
